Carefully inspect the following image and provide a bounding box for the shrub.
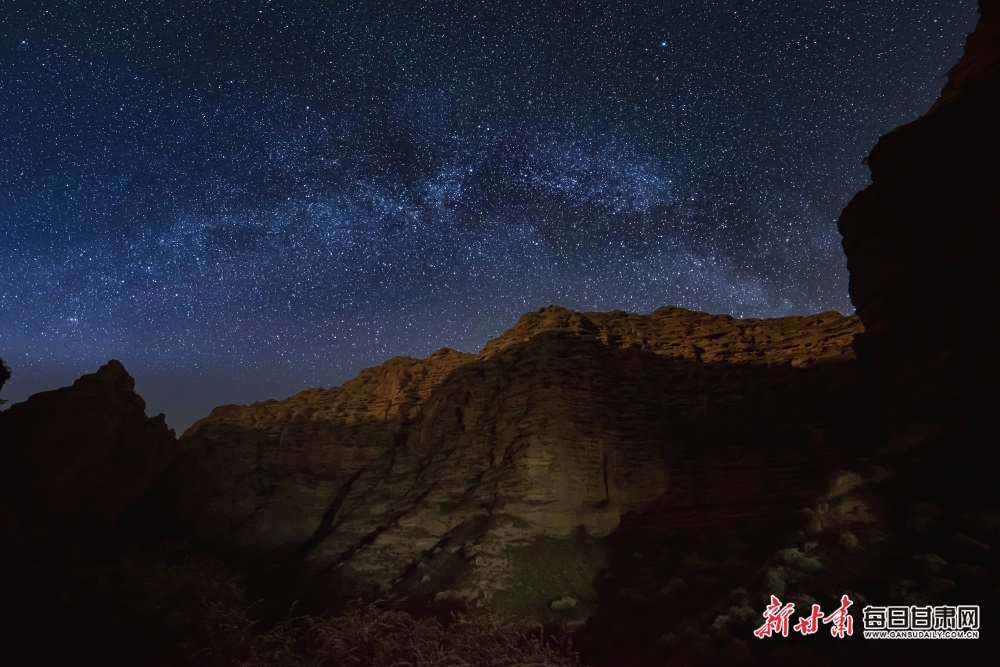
[712,599,758,633]
[826,471,862,500]
[237,599,582,667]
[764,568,787,598]
[778,548,822,574]
[550,596,577,612]
[656,577,686,600]
[839,531,860,550]
[92,540,580,667]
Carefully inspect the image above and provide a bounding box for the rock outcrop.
[1,5,997,666]
[584,6,1000,664]
[607,5,1000,664]
[165,306,875,619]
[0,360,177,549]
[838,0,1000,451]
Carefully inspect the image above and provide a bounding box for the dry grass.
[59,539,581,667]
[231,597,582,667]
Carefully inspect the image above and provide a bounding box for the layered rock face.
[838,0,1000,450]
[167,306,874,618]
[0,360,177,549]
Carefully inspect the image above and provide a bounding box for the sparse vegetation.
[839,531,861,550]
[5,539,582,667]
[656,577,686,600]
[764,567,787,598]
[236,598,582,667]
[826,470,862,500]
[915,553,947,576]
[710,599,758,634]
[778,547,823,574]
[550,596,577,612]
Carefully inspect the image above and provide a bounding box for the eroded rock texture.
[0,360,177,549]
[838,0,1000,450]
[166,306,874,619]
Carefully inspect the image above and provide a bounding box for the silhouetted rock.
[0,360,177,549]
[839,0,1000,451]
[816,5,1000,663]
[624,5,1000,664]
[0,357,10,403]
[587,6,1000,663]
[2,5,994,664]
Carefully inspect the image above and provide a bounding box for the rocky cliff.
[838,0,999,452]
[0,360,177,549]
[583,5,1000,663]
[165,306,874,623]
[2,5,996,664]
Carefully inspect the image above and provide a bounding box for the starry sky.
[0,0,979,433]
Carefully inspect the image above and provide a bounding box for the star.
[0,0,980,432]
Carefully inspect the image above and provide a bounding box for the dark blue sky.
[0,0,979,433]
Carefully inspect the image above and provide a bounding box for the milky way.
[0,0,979,432]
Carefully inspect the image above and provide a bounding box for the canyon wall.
[838,0,999,453]
[164,306,874,619]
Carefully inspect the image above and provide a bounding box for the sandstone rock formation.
[838,0,999,452]
[165,306,875,621]
[613,5,1000,664]
[1,5,997,666]
[0,360,177,549]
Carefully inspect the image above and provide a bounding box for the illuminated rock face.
[166,305,873,617]
[838,0,1000,451]
[0,360,177,549]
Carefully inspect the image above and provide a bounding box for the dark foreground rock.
[838,0,1000,453]
[1,3,998,665]
[0,360,177,549]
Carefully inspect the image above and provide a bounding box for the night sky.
[0,1,979,433]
